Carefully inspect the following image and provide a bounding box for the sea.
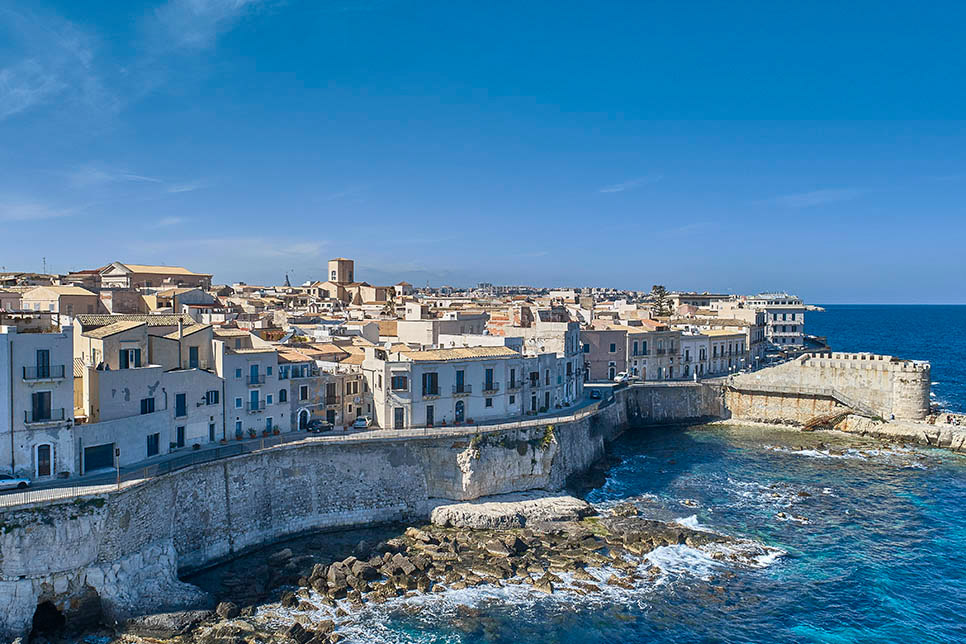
[105,306,966,643]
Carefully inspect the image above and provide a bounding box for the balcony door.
[188,346,199,369]
[32,391,51,422]
[250,364,259,383]
[35,349,50,379]
[250,389,259,410]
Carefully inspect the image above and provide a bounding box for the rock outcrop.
[429,492,596,529]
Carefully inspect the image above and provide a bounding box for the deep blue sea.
[185,306,966,644]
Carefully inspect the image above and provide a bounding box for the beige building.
[99,262,212,290]
[21,286,100,324]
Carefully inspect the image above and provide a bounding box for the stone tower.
[327,258,354,285]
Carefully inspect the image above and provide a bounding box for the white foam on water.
[674,514,713,532]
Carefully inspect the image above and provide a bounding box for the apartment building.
[678,329,710,379]
[21,286,100,325]
[213,328,283,439]
[581,323,682,381]
[0,324,74,479]
[745,293,806,349]
[702,329,748,375]
[363,345,526,429]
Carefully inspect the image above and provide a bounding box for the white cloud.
[767,188,862,208]
[167,181,207,193]
[68,165,163,188]
[0,9,115,121]
[148,0,271,51]
[155,216,188,227]
[0,198,75,222]
[599,174,664,194]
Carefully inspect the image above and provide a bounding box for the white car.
[352,416,372,429]
[613,371,629,383]
[0,474,30,490]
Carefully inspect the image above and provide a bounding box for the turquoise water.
[323,424,966,644]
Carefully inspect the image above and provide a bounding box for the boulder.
[430,492,596,529]
[122,610,212,638]
[215,601,240,619]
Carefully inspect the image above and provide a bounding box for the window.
[31,391,51,421]
[391,374,408,391]
[140,397,155,414]
[393,407,404,429]
[484,368,494,390]
[147,433,160,457]
[235,397,242,409]
[279,388,288,403]
[235,368,242,379]
[509,394,515,404]
[633,341,639,356]
[455,370,465,393]
[35,349,50,378]
[422,372,439,395]
[377,374,383,389]
[267,366,273,376]
[583,344,590,353]
[510,368,517,388]
[175,393,187,418]
[485,397,493,407]
[545,369,550,386]
[209,423,216,442]
[266,394,273,405]
[176,426,185,448]
[235,420,242,436]
[642,341,647,355]
[609,343,616,353]
[206,390,220,405]
[119,348,141,369]
[235,339,242,349]
[299,385,308,401]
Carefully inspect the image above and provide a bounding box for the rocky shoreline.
[97,495,780,644]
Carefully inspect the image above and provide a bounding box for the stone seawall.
[0,383,719,639]
[724,388,850,425]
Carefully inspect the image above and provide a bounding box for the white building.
[0,325,74,480]
[363,345,526,429]
[745,293,806,349]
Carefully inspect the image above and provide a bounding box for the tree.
[650,284,672,318]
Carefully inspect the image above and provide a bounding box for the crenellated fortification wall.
[727,352,931,422]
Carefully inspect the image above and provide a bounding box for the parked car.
[305,419,334,433]
[352,416,372,429]
[590,389,602,399]
[613,371,629,384]
[0,474,30,491]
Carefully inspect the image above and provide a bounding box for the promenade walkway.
[0,394,607,509]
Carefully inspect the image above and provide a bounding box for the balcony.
[421,388,441,400]
[452,384,472,397]
[180,360,210,371]
[246,374,266,386]
[508,381,522,392]
[482,382,500,394]
[325,395,339,405]
[23,365,66,381]
[246,400,267,413]
[25,408,66,425]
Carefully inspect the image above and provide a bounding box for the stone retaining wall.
[0,382,721,639]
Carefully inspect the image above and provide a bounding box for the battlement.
[800,352,930,374]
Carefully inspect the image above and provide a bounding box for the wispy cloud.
[598,174,663,194]
[766,188,862,208]
[68,165,163,188]
[0,197,76,222]
[0,8,115,122]
[155,216,188,227]
[148,0,273,51]
[167,181,207,193]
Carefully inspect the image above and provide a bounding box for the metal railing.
[325,396,339,405]
[246,400,267,412]
[23,365,65,380]
[246,374,266,385]
[481,382,500,394]
[452,384,472,395]
[24,408,66,424]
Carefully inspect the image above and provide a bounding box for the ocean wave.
[674,514,713,532]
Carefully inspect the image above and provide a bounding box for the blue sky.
[1,1,964,303]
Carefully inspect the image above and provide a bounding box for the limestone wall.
[729,352,931,421]
[0,382,723,639]
[724,389,849,425]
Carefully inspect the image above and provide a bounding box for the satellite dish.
[384,341,392,350]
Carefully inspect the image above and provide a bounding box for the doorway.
[455,400,465,423]
[36,444,52,478]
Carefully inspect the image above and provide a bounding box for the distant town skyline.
[1,2,965,303]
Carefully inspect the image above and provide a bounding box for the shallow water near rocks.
[178,423,966,644]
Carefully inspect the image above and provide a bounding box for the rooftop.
[83,320,145,339]
[400,345,521,362]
